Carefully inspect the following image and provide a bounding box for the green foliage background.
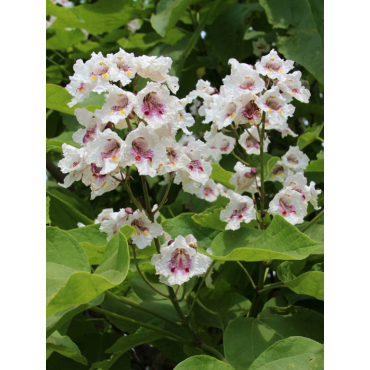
[46,0,324,368]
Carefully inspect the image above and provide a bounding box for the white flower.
[82,164,123,199]
[66,77,93,107]
[283,172,308,201]
[220,191,256,230]
[252,37,270,57]
[58,144,88,188]
[255,86,295,130]
[123,122,167,177]
[95,208,114,224]
[196,179,220,202]
[72,108,106,145]
[204,131,236,162]
[86,129,125,175]
[229,162,260,194]
[216,184,230,198]
[268,187,307,225]
[188,79,216,101]
[107,48,137,86]
[151,235,213,286]
[255,49,294,79]
[269,161,289,182]
[281,146,310,172]
[134,82,181,129]
[277,71,311,103]
[158,137,191,175]
[126,19,141,34]
[100,208,132,241]
[96,85,136,124]
[129,210,163,249]
[234,92,262,126]
[304,181,322,210]
[134,56,179,93]
[182,137,212,185]
[223,59,265,94]
[189,99,201,116]
[238,125,270,155]
[174,170,203,195]
[204,92,241,129]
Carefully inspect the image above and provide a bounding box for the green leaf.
[297,124,323,150]
[90,330,164,370]
[46,331,87,365]
[251,154,279,180]
[266,157,280,179]
[224,306,323,370]
[46,294,104,338]
[210,215,322,262]
[259,0,324,84]
[46,197,51,224]
[46,131,80,153]
[249,336,324,370]
[162,213,221,248]
[46,84,77,115]
[278,261,324,300]
[210,164,234,190]
[46,190,94,230]
[67,224,108,265]
[46,228,130,317]
[207,3,263,65]
[46,0,149,36]
[303,224,324,243]
[46,29,86,50]
[174,355,234,370]
[194,293,251,331]
[46,66,63,85]
[244,30,266,40]
[305,158,324,172]
[151,0,192,37]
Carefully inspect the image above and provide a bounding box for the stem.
[131,245,170,299]
[124,173,143,211]
[133,73,138,93]
[91,307,195,346]
[199,342,231,365]
[187,261,216,318]
[300,209,324,233]
[231,123,240,140]
[141,176,152,214]
[157,177,173,211]
[232,151,252,167]
[176,282,187,303]
[125,118,133,132]
[259,112,266,226]
[257,282,284,295]
[46,56,70,75]
[248,263,266,318]
[105,291,180,327]
[236,261,256,289]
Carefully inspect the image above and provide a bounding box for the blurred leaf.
[249,336,324,370]
[46,228,131,317]
[46,84,76,115]
[162,213,221,248]
[297,124,323,150]
[46,131,80,153]
[210,215,322,261]
[46,66,63,85]
[259,0,324,84]
[208,3,263,64]
[210,164,234,190]
[174,355,234,370]
[46,331,87,365]
[46,29,86,50]
[151,0,192,37]
[46,190,94,230]
[244,30,266,40]
[305,158,324,172]
[278,261,324,300]
[46,197,51,224]
[224,306,323,369]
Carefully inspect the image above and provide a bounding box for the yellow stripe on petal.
[109,111,114,115]
[279,109,283,114]
[126,71,131,75]
[91,75,96,81]
[103,74,108,79]
[120,110,125,114]
[230,113,235,118]
[143,231,148,235]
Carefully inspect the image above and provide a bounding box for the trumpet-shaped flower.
[283,172,308,200]
[268,186,307,225]
[158,137,191,175]
[255,49,294,79]
[269,161,289,182]
[196,179,220,202]
[277,71,311,104]
[238,125,270,155]
[72,108,106,145]
[204,131,236,162]
[123,122,167,177]
[99,208,132,241]
[229,162,260,194]
[151,235,213,286]
[252,37,270,57]
[96,85,136,124]
[234,93,262,126]
[220,191,256,230]
[281,146,310,172]
[107,48,137,86]
[305,181,322,210]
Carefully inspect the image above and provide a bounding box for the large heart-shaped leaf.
[46,226,133,317]
[209,215,322,262]
[249,336,324,370]
[224,306,323,370]
[210,164,234,190]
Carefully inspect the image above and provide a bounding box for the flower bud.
[250,167,258,175]
[125,207,133,214]
[105,122,114,130]
[261,211,266,217]
[168,239,175,246]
